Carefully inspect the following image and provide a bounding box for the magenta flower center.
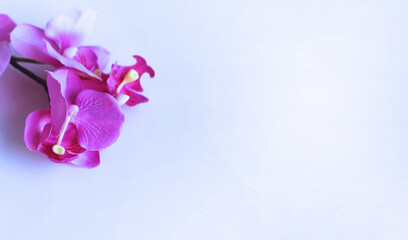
[113,69,139,105]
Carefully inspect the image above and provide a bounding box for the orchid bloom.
[10,8,109,79]
[107,55,155,106]
[0,14,16,75]
[24,68,124,167]
[25,109,100,167]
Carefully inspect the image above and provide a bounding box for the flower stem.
[11,56,44,64]
[9,56,48,94]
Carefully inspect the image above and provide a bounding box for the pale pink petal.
[48,68,84,103]
[45,8,97,49]
[10,24,60,65]
[45,41,101,79]
[75,46,98,71]
[79,46,110,71]
[0,41,11,75]
[70,150,100,168]
[0,14,16,42]
[73,90,124,151]
[24,109,52,151]
[47,69,84,135]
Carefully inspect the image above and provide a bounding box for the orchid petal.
[24,109,52,151]
[125,89,149,106]
[70,150,100,168]
[0,41,11,75]
[10,24,59,65]
[87,46,110,71]
[75,46,98,71]
[0,14,16,42]
[73,90,124,151]
[45,41,101,79]
[45,8,97,49]
[107,55,154,95]
[82,78,108,92]
[47,69,84,134]
[77,46,110,71]
[125,79,143,92]
[48,69,84,104]
[133,55,155,78]
[61,124,86,155]
[39,123,53,143]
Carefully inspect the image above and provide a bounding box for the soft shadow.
[0,64,52,169]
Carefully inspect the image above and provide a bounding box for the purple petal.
[39,123,53,143]
[45,41,101,79]
[125,78,143,92]
[75,46,98,71]
[61,124,86,155]
[70,150,100,168]
[47,69,84,134]
[107,55,155,95]
[0,14,16,42]
[0,41,11,75]
[124,89,149,106]
[77,46,110,71]
[45,8,97,50]
[10,24,60,65]
[73,90,124,151]
[106,63,122,93]
[24,109,52,151]
[132,55,155,79]
[85,46,110,71]
[82,78,108,92]
[48,69,84,103]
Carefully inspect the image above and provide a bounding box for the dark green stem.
[11,56,44,64]
[9,56,48,94]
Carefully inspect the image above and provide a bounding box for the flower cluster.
[0,9,155,168]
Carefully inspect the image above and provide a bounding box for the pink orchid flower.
[25,109,100,167]
[24,68,124,167]
[107,55,155,106]
[0,14,16,75]
[10,8,109,79]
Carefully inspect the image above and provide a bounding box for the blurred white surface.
[0,0,407,239]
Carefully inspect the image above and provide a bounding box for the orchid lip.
[52,105,79,155]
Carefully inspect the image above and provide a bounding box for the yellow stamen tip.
[93,69,102,76]
[52,145,65,155]
[123,69,139,83]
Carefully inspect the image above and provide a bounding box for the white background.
[0,0,407,239]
